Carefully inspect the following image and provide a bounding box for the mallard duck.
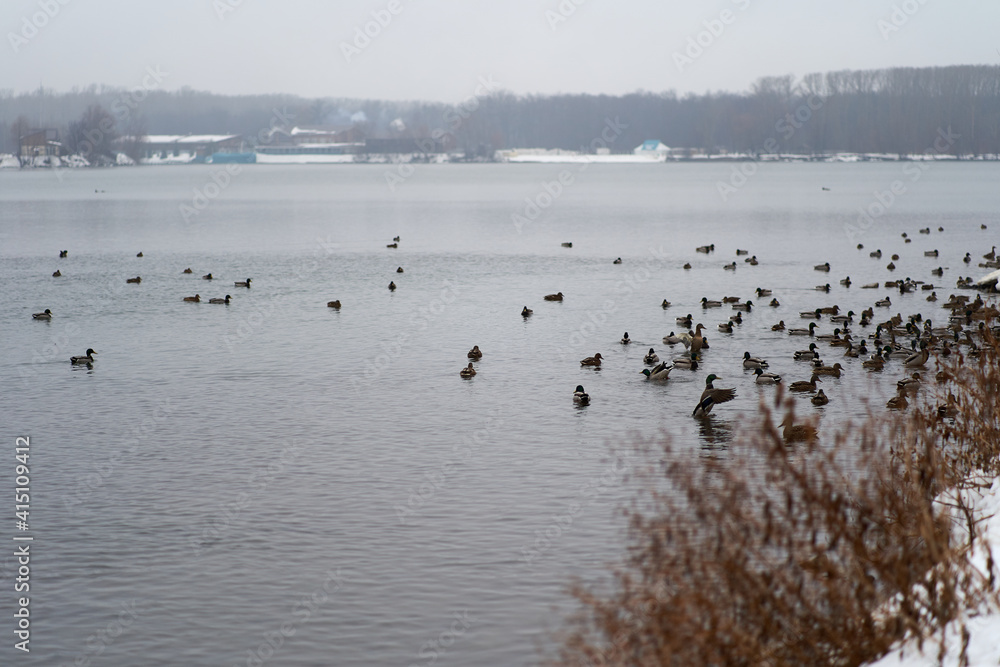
[811,389,829,406]
[755,287,772,297]
[753,368,781,384]
[561,242,573,248]
[816,283,831,292]
[800,309,822,319]
[930,267,943,277]
[829,334,854,348]
[52,270,62,277]
[861,282,879,289]
[202,273,213,280]
[813,362,843,378]
[643,348,659,364]
[772,320,785,331]
[830,310,854,323]
[613,257,622,264]
[386,242,398,248]
[780,416,818,443]
[460,363,476,378]
[521,306,533,317]
[747,256,758,265]
[388,281,397,291]
[886,388,908,410]
[904,344,930,368]
[722,296,741,303]
[874,296,892,307]
[723,262,737,270]
[328,300,342,309]
[862,353,885,370]
[620,332,631,345]
[819,305,840,315]
[468,345,483,359]
[696,244,714,253]
[924,249,939,257]
[701,297,722,308]
[769,298,780,307]
[580,353,603,367]
[393,235,401,242]
[59,250,68,258]
[733,300,753,311]
[125,276,142,284]
[573,385,590,404]
[729,312,742,325]
[886,262,896,271]
[897,372,921,393]
[794,343,819,360]
[926,291,937,302]
[690,323,706,355]
[840,276,852,287]
[642,362,672,381]
[985,245,997,261]
[814,262,831,272]
[136,251,143,257]
[396,266,404,273]
[683,263,692,270]
[936,394,959,419]
[743,351,768,369]
[183,294,201,302]
[544,292,563,301]
[719,321,733,333]
[736,249,749,256]
[676,314,693,328]
[182,268,193,273]
[209,295,231,304]
[235,278,252,287]
[815,328,841,342]
[661,299,671,309]
[693,374,736,417]
[672,352,699,370]
[843,341,868,358]
[788,322,818,336]
[663,332,683,345]
[789,373,822,392]
[71,348,97,364]
[32,309,53,320]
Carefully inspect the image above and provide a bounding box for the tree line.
[2,64,998,161]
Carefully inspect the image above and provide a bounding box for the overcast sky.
[3,0,998,102]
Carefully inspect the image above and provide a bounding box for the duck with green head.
[693,374,736,417]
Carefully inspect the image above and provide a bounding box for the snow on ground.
[869,477,1000,666]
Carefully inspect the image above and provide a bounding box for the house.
[133,134,244,163]
[633,140,670,159]
[20,129,61,158]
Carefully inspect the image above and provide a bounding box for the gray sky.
[3,0,998,101]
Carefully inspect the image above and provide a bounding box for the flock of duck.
[474,229,998,444]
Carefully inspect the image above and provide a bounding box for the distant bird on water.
[71,348,96,364]
[32,309,52,320]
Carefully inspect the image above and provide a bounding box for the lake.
[1,161,998,665]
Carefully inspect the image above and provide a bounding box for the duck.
[126,276,142,284]
[620,332,631,345]
[209,295,232,304]
[963,253,972,264]
[830,310,854,324]
[673,353,699,370]
[59,250,68,258]
[919,227,931,235]
[813,362,844,378]
[388,281,397,291]
[613,257,622,264]
[756,288,772,297]
[396,266,404,273]
[467,345,483,359]
[753,368,781,384]
[561,242,573,248]
[692,374,737,417]
[843,341,868,358]
[544,292,563,301]
[393,236,401,242]
[780,416,818,443]
[870,249,883,258]
[643,348,659,364]
[701,297,722,308]
[327,300,342,309]
[897,372,921,393]
[676,314,693,328]
[729,312,743,325]
[743,351,768,369]
[235,278,252,287]
[460,363,476,378]
[816,283,831,292]
[183,295,201,302]
[723,262,737,270]
[819,305,840,315]
[663,332,683,345]
[788,322,818,336]
[789,373,822,392]
[794,343,819,360]
[904,343,930,368]
[32,309,53,320]
[862,353,885,370]
[202,273,214,280]
[924,249,939,257]
[683,263,692,270]
[886,262,896,271]
[136,251,143,257]
[736,249,749,256]
[769,298,780,307]
[661,299,671,309]
[811,389,829,406]
[886,388,909,410]
[931,267,944,277]
[732,299,753,311]
[814,262,831,272]
[718,321,733,333]
[747,256,759,265]
[580,353,603,367]
[840,276,852,287]
[936,394,959,419]
[690,324,706,356]
[573,385,590,404]
[861,282,879,289]
[985,246,997,261]
[874,296,892,307]
[800,308,822,319]
[182,268,193,273]
[386,242,398,248]
[521,306,533,317]
[696,244,714,253]
[641,362,672,381]
[70,348,97,364]
[771,320,786,331]
[52,270,62,277]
